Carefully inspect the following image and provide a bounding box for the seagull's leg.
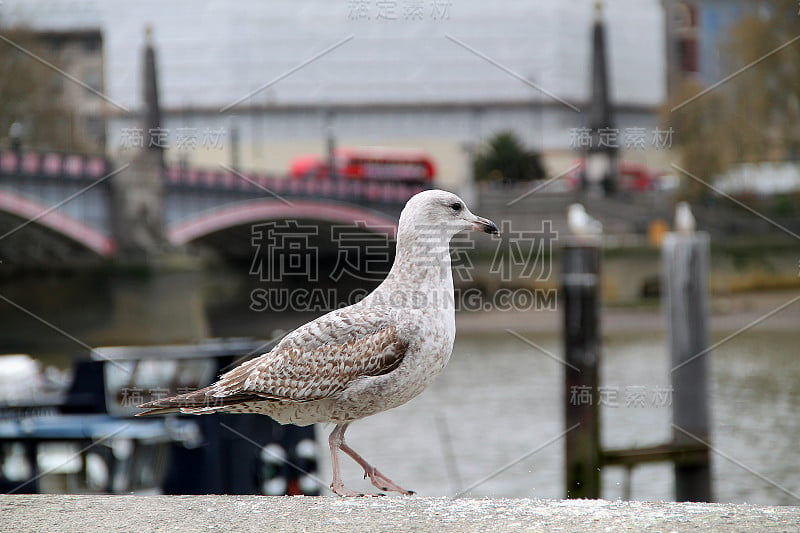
[328,423,364,497]
[337,425,415,495]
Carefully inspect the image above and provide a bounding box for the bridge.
[0,148,425,265]
[4,147,797,268]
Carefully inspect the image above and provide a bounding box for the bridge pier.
[0,264,211,358]
[92,266,210,346]
[109,27,169,261]
[111,150,168,259]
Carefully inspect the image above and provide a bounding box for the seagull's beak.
[471,215,500,235]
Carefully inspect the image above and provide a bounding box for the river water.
[318,329,800,504]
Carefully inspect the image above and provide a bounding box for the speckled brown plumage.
[137,189,499,496]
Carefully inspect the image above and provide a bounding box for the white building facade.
[2,0,667,187]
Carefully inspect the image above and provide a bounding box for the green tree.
[724,0,800,162]
[472,131,545,183]
[667,0,800,196]
[666,77,732,197]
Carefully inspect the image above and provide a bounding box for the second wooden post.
[563,240,602,499]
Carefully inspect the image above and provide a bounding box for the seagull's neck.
[370,227,455,310]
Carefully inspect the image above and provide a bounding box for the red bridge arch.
[0,190,115,257]
[168,199,399,246]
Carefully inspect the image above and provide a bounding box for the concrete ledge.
[2,495,798,532]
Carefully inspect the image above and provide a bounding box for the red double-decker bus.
[289,147,436,184]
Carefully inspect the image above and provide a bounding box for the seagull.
[137,189,499,497]
[567,203,602,236]
[674,201,696,234]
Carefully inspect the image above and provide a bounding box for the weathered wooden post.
[563,238,602,499]
[663,231,713,502]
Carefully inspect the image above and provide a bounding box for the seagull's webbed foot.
[362,465,415,495]
[329,482,366,497]
[328,423,415,497]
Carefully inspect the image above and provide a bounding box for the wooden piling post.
[663,232,713,502]
[563,240,602,499]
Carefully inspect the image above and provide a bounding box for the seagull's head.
[675,201,696,233]
[400,189,500,240]
[568,203,586,218]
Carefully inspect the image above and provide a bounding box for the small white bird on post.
[674,201,696,234]
[567,203,603,236]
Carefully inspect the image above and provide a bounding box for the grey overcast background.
[1,0,663,109]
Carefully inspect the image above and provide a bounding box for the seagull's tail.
[135,385,263,417]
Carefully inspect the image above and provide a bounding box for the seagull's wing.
[217,306,408,401]
[137,306,408,415]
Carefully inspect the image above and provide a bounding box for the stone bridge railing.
[0,150,109,180]
[163,165,428,207]
[0,148,429,262]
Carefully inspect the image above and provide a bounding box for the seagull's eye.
[449,202,462,212]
